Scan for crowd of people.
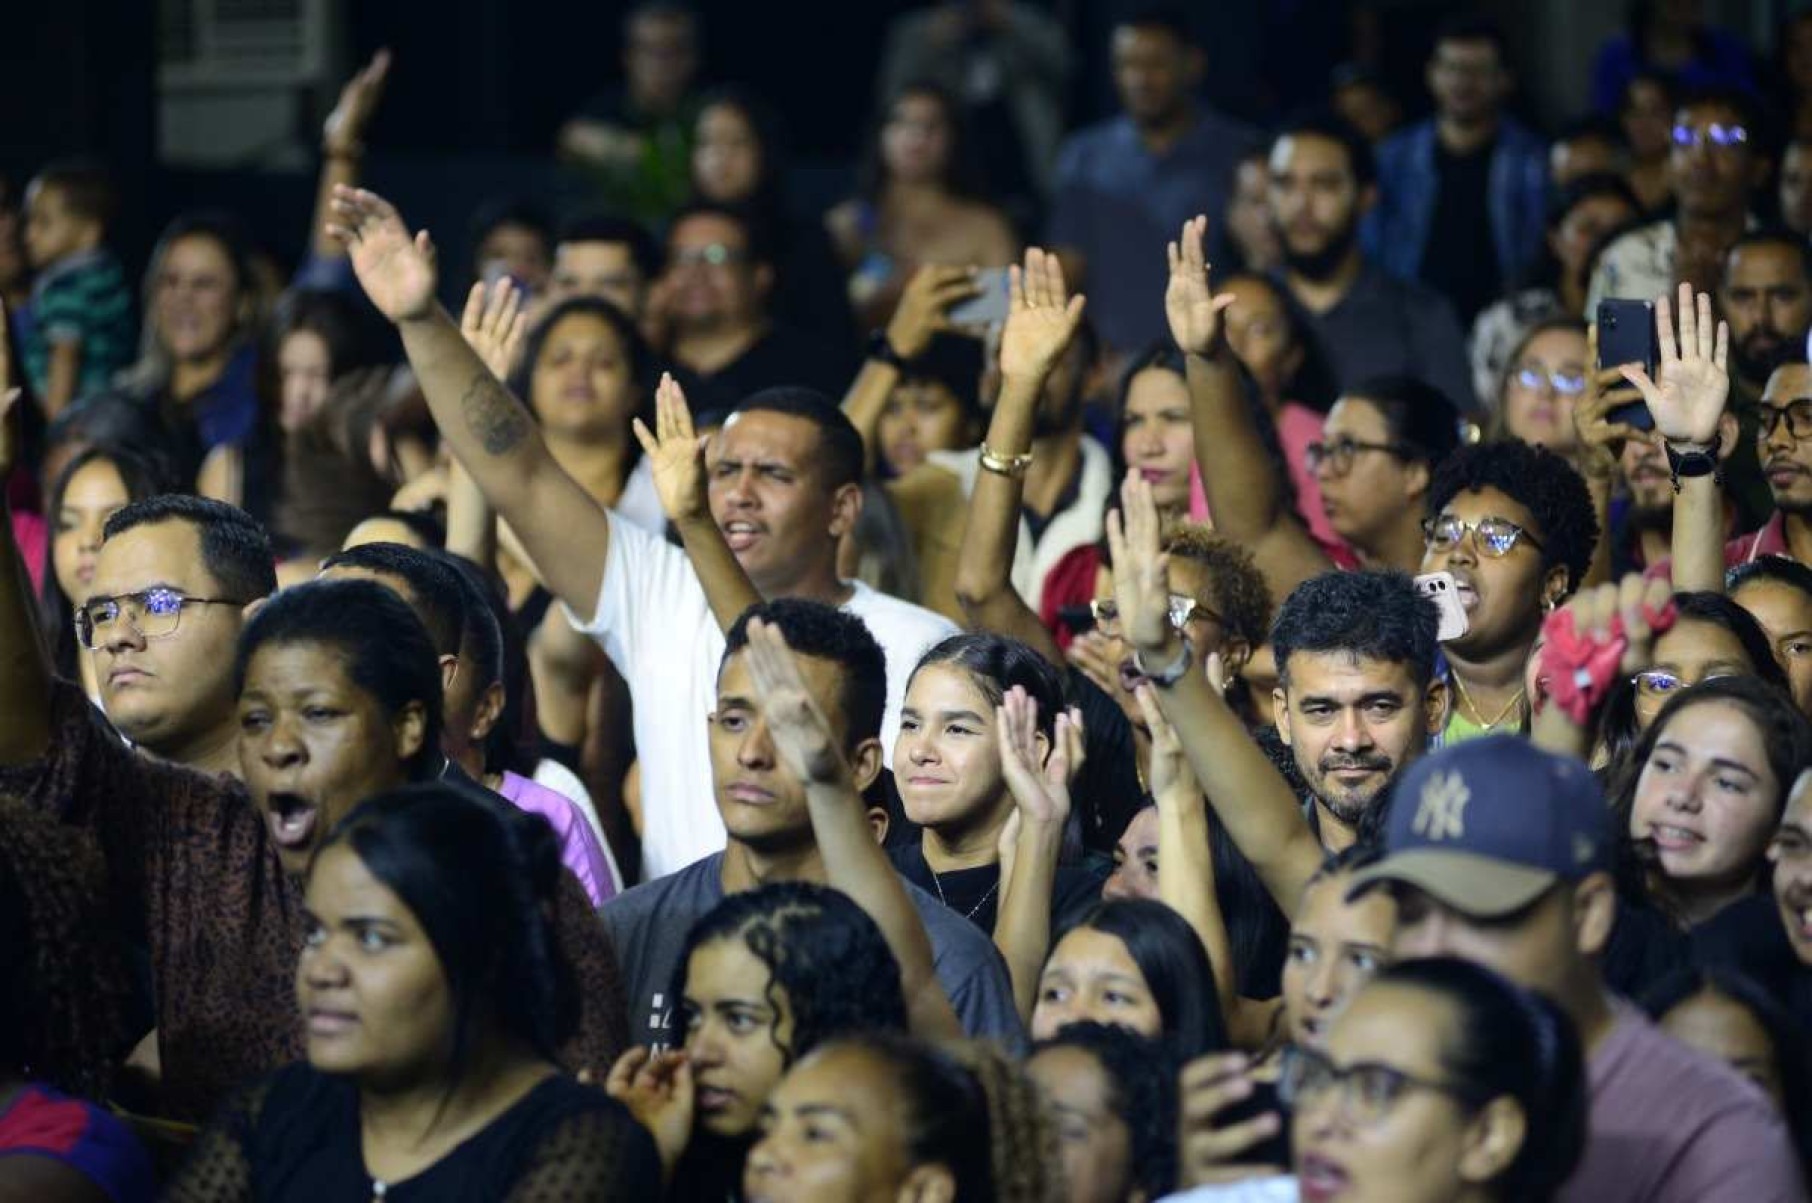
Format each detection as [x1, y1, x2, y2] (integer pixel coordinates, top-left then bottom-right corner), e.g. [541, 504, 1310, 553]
[8, 0, 1812, 1198]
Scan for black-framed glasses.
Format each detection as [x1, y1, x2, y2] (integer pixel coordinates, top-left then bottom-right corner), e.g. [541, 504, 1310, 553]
[1422, 514, 1545, 557]
[670, 243, 746, 270]
[1511, 364, 1587, 397]
[1756, 399, 1812, 442]
[1278, 1045, 1476, 1128]
[1671, 122, 1749, 150]
[1090, 594, 1223, 633]
[1304, 438, 1407, 476]
[74, 587, 245, 650]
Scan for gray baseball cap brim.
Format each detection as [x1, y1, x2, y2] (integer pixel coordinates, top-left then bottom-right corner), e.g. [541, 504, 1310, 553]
[1346, 848, 1559, 919]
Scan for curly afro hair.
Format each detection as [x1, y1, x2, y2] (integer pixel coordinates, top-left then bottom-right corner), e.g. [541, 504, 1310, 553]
[1428, 441, 1599, 594]
[1163, 523, 1273, 651]
[667, 881, 909, 1063]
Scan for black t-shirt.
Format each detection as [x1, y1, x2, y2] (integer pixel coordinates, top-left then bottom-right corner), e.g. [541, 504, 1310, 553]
[888, 842, 1107, 936]
[686, 325, 857, 415]
[1421, 138, 1500, 324]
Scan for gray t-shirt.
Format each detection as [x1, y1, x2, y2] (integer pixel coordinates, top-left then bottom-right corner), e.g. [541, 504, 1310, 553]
[601, 853, 1025, 1050]
[1557, 1004, 1805, 1203]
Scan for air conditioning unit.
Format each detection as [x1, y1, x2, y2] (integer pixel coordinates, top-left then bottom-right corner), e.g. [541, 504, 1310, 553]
[158, 0, 338, 166]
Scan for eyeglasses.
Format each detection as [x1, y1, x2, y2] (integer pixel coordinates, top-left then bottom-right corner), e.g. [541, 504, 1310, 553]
[1757, 399, 1812, 442]
[1422, 515, 1545, 557]
[1089, 594, 1223, 633]
[1511, 364, 1587, 397]
[1671, 122, 1749, 150]
[1304, 438, 1407, 476]
[1278, 1045, 1475, 1128]
[74, 587, 244, 650]
[670, 243, 746, 269]
[1631, 667, 1738, 699]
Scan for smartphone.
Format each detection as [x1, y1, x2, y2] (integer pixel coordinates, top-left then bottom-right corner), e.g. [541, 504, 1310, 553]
[949, 266, 1011, 328]
[1414, 572, 1470, 643]
[1595, 298, 1658, 432]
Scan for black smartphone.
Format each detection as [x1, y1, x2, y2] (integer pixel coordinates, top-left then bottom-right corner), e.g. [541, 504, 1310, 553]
[1595, 298, 1658, 432]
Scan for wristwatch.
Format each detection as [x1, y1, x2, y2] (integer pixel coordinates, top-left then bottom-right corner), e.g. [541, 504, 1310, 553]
[1664, 433, 1722, 491]
[1134, 637, 1195, 689]
[864, 330, 908, 372]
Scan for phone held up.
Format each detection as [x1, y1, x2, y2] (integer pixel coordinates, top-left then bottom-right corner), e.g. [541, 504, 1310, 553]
[949, 266, 1012, 329]
[1595, 298, 1659, 433]
[1414, 572, 1470, 643]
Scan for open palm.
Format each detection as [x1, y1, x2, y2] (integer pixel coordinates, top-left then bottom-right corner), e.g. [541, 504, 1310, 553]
[1166, 215, 1235, 356]
[631, 373, 709, 523]
[329, 186, 438, 323]
[997, 248, 1085, 382]
[1621, 283, 1728, 447]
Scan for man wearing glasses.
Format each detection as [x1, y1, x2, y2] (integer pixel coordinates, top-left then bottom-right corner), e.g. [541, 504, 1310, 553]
[1587, 88, 1767, 311]
[64, 495, 274, 777]
[656, 204, 853, 411]
[1730, 359, 1812, 566]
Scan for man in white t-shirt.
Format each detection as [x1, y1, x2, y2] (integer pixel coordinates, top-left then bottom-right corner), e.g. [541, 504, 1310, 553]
[333, 186, 956, 878]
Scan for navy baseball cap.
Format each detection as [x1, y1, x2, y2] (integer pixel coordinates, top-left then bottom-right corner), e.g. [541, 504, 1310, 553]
[1347, 735, 1610, 918]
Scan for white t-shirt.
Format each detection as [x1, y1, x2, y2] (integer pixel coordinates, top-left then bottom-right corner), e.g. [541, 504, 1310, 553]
[570, 511, 958, 881]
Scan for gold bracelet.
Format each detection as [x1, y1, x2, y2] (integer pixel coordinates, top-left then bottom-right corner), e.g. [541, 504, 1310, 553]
[978, 442, 1033, 478]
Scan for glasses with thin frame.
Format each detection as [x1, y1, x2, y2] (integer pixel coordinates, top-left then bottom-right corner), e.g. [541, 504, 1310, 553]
[75, 587, 244, 650]
[1422, 515, 1545, 557]
[1278, 1045, 1478, 1127]
[1089, 594, 1222, 634]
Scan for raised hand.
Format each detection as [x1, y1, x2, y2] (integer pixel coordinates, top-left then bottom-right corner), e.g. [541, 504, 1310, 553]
[886, 265, 978, 360]
[1574, 322, 1648, 483]
[322, 49, 391, 157]
[997, 247, 1086, 385]
[631, 373, 711, 524]
[459, 279, 527, 380]
[1537, 572, 1675, 725]
[1177, 1053, 1284, 1188]
[1619, 283, 1730, 449]
[1165, 215, 1237, 357]
[1105, 470, 1174, 658]
[1134, 679, 1201, 804]
[743, 618, 852, 788]
[996, 686, 1083, 829]
[604, 1047, 694, 1177]
[328, 186, 439, 323]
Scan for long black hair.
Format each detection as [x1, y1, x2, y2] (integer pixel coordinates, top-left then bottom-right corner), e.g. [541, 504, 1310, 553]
[1031, 1021, 1181, 1199]
[317, 783, 576, 1081]
[37, 444, 172, 678]
[856, 80, 994, 204]
[1367, 957, 1588, 1203]
[1056, 899, 1229, 1063]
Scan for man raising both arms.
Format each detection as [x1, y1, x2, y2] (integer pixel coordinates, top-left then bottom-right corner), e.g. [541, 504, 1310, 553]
[330, 186, 958, 879]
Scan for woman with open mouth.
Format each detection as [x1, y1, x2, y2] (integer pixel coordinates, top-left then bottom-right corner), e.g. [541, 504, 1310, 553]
[167, 782, 658, 1200]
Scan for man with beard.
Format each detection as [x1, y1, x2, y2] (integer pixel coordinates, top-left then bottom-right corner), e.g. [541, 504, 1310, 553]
[1718, 231, 1812, 401]
[1048, 1, 1258, 359]
[1106, 468, 1444, 912]
[1728, 358, 1812, 565]
[1267, 114, 1475, 412]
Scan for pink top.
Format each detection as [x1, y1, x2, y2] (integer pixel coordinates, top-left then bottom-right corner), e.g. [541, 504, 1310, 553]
[1188, 402, 1340, 547]
[497, 770, 616, 907]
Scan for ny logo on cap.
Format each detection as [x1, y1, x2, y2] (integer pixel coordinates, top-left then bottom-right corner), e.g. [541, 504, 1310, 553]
[1412, 771, 1470, 842]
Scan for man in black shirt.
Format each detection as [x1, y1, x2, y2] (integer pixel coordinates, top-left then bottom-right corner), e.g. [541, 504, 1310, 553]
[655, 204, 854, 413]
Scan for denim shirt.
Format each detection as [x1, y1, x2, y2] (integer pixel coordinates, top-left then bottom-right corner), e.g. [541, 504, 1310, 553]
[1365, 117, 1549, 290]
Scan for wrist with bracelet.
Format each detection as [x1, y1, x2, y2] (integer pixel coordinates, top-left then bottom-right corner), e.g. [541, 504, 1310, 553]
[978, 441, 1034, 478]
[1663, 432, 1721, 491]
[864, 329, 909, 372]
[1133, 636, 1195, 689]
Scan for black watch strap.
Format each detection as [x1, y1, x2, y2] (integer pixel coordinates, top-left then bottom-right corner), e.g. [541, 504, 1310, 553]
[865, 330, 908, 372]
[1665, 434, 1722, 491]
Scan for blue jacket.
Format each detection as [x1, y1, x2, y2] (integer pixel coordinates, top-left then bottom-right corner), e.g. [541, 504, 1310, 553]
[1366, 117, 1548, 288]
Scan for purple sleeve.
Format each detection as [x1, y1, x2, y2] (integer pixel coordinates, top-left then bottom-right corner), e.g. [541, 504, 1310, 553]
[499, 772, 614, 907]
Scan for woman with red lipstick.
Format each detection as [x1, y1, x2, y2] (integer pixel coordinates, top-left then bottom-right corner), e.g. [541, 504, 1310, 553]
[605, 882, 911, 1201]
[1615, 676, 1812, 930]
[169, 783, 661, 1201]
[38, 443, 168, 699]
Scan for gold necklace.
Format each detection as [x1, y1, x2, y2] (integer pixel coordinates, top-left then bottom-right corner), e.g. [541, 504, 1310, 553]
[1451, 674, 1526, 729]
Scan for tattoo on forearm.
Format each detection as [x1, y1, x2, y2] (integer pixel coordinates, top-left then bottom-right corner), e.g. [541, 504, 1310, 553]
[459, 371, 531, 456]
